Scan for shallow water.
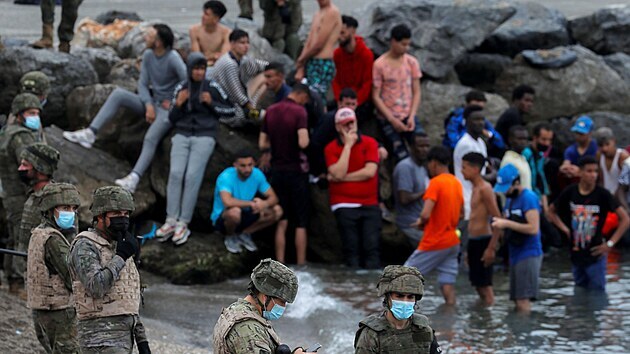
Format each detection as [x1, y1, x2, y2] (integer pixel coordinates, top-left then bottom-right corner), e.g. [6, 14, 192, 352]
[140, 249, 630, 353]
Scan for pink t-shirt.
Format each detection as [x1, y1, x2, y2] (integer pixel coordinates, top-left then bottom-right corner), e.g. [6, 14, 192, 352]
[373, 53, 422, 120]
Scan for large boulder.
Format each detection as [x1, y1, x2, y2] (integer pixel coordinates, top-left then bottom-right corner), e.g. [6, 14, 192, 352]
[494, 45, 630, 121]
[105, 58, 140, 92]
[0, 47, 98, 128]
[604, 52, 630, 84]
[72, 47, 121, 83]
[477, 2, 570, 57]
[455, 53, 512, 91]
[116, 22, 190, 60]
[45, 126, 156, 225]
[569, 5, 630, 55]
[417, 81, 509, 145]
[357, 0, 516, 80]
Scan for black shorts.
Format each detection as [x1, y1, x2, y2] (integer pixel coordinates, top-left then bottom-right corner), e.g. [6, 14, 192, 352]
[214, 208, 260, 234]
[467, 236, 493, 287]
[271, 170, 309, 228]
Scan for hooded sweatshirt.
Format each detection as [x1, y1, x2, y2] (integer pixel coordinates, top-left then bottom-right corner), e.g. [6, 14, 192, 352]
[169, 52, 235, 137]
[332, 36, 375, 106]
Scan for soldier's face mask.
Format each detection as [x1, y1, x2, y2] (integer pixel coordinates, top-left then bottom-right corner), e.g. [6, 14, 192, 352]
[23, 114, 41, 131]
[55, 209, 76, 230]
[390, 300, 415, 320]
[107, 215, 130, 239]
[262, 297, 285, 321]
[18, 169, 32, 184]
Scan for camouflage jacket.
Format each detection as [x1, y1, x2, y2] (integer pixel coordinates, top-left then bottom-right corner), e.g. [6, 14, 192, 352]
[41, 219, 75, 290]
[260, 0, 302, 41]
[213, 298, 281, 354]
[17, 187, 45, 253]
[0, 123, 39, 197]
[354, 311, 438, 354]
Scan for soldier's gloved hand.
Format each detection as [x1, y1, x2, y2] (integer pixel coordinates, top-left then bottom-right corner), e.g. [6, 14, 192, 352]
[138, 341, 151, 354]
[115, 232, 139, 260]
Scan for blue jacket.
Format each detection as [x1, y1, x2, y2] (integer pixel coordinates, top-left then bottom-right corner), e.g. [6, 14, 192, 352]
[443, 107, 505, 150]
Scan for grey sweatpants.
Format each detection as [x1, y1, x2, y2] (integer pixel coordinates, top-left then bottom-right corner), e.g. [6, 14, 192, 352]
[166, 134, 216, 223]
[89, 88, 171, 177]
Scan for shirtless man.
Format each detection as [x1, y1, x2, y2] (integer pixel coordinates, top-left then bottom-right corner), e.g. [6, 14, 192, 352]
[461, 152, 501, 306]
[294, 0, 341, 100]
[189, 1, 231, 68]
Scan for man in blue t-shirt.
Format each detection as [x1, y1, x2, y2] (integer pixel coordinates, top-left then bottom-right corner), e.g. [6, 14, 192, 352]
[491, 164, 543, 314]
[560, 115, 598, 179]
[211, 149, 283, 253]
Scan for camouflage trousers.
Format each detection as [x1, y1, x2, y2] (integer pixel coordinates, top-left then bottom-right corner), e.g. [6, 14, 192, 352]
[238, 0, 253, 18]
[40, 0, 83, 42]
[2, 195, 25, 283]
[78, 314, 147, 354]
[32, 308, 80, 354]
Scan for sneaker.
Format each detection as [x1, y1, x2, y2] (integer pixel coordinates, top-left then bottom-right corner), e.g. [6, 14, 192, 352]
[156, 220, 176, 242]
[115, 172, 140, 193]
[224, 235, 243, 254]
[237, 233, 258, 252]
[62, 128, 96, 149]
[172, 222, 191, 246]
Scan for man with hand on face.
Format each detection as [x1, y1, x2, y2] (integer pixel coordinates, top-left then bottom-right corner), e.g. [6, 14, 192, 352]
[0, 93, 43, 293]
[27, 183, 81, 354]
[354, 265, 441, 354]
[68, 186, 151, 354]
[213, 258, 316, 354]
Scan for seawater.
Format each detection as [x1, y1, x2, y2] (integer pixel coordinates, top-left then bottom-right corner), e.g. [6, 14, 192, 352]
[140, 249, 630, 353]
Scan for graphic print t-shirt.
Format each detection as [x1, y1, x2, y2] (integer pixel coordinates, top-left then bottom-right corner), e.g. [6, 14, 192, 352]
[553, 184, 619, 265]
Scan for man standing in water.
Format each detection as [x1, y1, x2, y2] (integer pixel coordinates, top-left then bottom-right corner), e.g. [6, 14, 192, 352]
[354, 265, 441, 354]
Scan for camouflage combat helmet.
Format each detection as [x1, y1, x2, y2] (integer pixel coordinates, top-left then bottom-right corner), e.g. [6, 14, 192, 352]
[251, 258, 298, 303]
[20, 71, 50, 97]
[377, 265, 425, 298]
[40, 183, 81, 212]
[90, 186, 135, 216]
[11, 93, 42, 115]
[20, 143, 60, 176]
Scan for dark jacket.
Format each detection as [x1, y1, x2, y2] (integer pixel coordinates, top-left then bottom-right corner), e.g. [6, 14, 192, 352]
[169, 52, 235, 137]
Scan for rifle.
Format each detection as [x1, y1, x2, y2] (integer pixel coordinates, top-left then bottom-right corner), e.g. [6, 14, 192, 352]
[0, 248, 27, 258]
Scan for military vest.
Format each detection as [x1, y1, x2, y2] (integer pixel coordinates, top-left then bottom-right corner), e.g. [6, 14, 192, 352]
[70, 231, 140, 321]
[0, 124, 37, 197]
[355, 312, 434, 354]
[19, 188, 45, 251]
[213, 299, 281, 354]
[26, 226, 73, 310]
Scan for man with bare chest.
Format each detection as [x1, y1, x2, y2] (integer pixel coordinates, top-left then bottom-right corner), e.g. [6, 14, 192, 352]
[295, 0, 341, 100]
[189, 1, 231, 69]
[461, 152, 501, 305]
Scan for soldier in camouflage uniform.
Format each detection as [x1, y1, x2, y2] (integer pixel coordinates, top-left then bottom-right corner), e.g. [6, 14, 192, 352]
[32, 0, 83, 53]
[354, 265, 442, 354]
[213, 258, 315, 354]
[27, 183, 81, 353]
[0, 93, 44, 293]
[11, 143, 60, 297]
[68, 186, 151, 354]
[260, 0, 303, 60]
[2, 71, 50, 129]
[238, 0, 254, 19]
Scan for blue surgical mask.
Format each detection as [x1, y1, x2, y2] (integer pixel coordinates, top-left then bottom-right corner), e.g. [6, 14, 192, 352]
[55, 210, 75, 230]
[390, 300, 415, 320]
[262, 299, 286, 321]
[24, 115, 41, 131]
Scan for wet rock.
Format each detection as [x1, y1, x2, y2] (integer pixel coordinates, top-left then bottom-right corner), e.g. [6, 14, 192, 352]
[477, 2, 570, 57]
[105, 58, 140, 92]
[74, 18, 140, 50]
[65, 84, 119, 129]
[604, 52, 630, 84]
[95, 10, 143, 25]
[0, 47, 98, 129]
[72, 47, 121, 82]
[116, 22, 190, 60]
[357, 0, 516, 80]
[307, 185, 343, 264]
[455, 53, 512, 91]
[417, 81, 509, 145]
[494, 45, 630, 121]
[45, 126, 156, 225]
[569, 5, 630, 55]
[521, 47, 577, 69]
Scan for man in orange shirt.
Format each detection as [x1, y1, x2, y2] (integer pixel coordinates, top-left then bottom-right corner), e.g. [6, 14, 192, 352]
[404, 146, 464, 305]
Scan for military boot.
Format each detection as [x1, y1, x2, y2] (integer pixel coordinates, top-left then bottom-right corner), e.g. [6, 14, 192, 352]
[58, 41, 70, 53]
[32, 24, 54, 49]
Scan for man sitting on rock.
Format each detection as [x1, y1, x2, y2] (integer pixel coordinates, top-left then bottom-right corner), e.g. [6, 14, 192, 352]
[256, 62, 292, 111]
[62, 24, 187, 194]
[211, 149, 283, 253]
[189, 1, 231, 74]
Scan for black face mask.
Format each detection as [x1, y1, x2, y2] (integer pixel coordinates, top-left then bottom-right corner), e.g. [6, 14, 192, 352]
[18, 170, 31, 184]
[107, 216, 130, 240]
[536, 144, 549, 152]
[506, 189, 520, 199]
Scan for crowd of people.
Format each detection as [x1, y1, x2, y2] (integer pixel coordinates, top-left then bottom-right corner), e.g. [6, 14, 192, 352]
[2, 0, 630, 352]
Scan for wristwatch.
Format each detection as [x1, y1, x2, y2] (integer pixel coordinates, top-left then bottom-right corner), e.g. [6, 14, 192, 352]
[606, 240, 615, 248]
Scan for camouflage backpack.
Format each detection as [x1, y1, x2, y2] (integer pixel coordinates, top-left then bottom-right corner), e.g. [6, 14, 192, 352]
[20, 143, 59, 176]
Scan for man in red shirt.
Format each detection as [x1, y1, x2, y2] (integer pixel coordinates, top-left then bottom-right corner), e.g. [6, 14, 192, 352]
[332, 15, 374, 116]
[404, 146, 464, 305]
[325, 108, 381, 269]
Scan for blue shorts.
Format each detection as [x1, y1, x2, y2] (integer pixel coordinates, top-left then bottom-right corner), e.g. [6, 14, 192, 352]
[404, 245, 460, 285]
[572, 256, 607, 291]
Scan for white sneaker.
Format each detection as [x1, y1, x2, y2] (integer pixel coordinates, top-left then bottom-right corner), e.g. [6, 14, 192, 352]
[115, 172, 140, 193]
[156, 219, 177, 242]
[172, 222, 191, 246]
[237, 233, 258, 252]
[62, 128, 96, 149]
